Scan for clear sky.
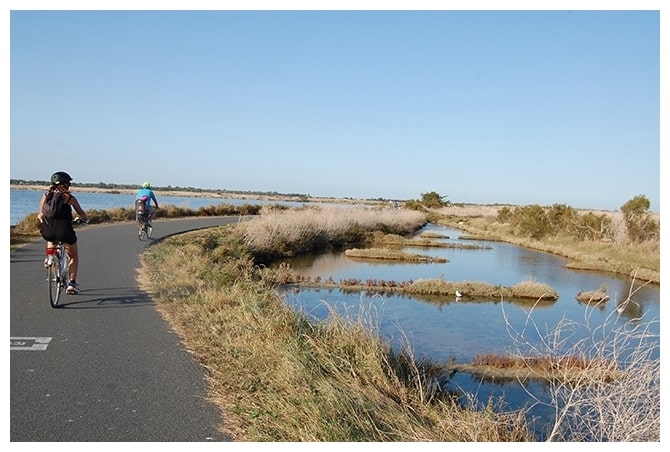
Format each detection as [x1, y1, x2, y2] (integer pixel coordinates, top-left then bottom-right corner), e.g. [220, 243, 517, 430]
[4, 1, 664, 212]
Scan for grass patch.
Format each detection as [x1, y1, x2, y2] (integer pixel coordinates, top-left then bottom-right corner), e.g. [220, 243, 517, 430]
[344, 247, 448, 263]
[287, 276, 559, 302]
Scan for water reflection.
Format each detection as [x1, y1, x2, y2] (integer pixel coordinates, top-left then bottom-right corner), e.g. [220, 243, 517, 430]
[277, 224, 660, 439]
[282, 224, 660, 327]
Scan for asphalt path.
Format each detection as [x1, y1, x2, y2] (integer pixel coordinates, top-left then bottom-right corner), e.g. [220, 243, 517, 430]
[10, 217, 242, 442]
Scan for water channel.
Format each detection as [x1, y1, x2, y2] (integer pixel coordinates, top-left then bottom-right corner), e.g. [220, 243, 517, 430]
[277, 223, 660, 439]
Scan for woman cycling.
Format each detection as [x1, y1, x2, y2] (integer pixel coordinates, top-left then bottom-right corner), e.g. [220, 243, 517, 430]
[37, 171, 89, 295]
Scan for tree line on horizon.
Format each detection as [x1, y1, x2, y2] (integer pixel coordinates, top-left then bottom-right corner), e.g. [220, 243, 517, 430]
[10, 178, 319, 200]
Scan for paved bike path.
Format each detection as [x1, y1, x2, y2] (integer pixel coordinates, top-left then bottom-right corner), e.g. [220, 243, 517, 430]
[10, 217, 240, 441]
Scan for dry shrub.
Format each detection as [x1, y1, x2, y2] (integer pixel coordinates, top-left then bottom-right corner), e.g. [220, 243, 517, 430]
[502, 301, 659, 441]
[510, 280, 558, 300]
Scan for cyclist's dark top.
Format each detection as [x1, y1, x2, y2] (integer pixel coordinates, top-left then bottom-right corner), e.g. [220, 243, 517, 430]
[40, 190, 77, 245]
[46, 190, 73, 220]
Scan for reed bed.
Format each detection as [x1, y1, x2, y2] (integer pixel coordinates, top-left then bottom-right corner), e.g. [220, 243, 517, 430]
[242, 205, 427, 263]
[287, 276, 559, 302]
[344, 247, 448, 263]
[407, 278, 558, 301]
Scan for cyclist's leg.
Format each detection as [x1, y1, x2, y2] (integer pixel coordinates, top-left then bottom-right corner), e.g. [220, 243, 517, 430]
[64, 242, 79, 281]
[60, 223, 79, 285]
[44, 241, 56, 265]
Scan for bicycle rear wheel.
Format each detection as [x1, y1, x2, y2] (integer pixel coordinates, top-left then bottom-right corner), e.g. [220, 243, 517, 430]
[47, 259, 63, 308]
[138, 219, 147, 241]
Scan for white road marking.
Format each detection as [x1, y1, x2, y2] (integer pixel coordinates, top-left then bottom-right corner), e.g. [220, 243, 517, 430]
[10, 337, 52, 351]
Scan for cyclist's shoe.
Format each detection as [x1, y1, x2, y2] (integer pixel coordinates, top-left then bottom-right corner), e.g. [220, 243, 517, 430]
[66, 281, 80, 295]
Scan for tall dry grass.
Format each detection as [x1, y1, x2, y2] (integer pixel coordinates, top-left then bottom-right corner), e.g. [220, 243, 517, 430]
[242, 205, 427, 262]
[503, 302, 660, 441]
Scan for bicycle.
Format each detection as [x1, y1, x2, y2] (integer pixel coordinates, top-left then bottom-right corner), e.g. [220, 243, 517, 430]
[136, 209, 153, 240]
[45, 241, 69, 308]
[44, 217, 87, 308]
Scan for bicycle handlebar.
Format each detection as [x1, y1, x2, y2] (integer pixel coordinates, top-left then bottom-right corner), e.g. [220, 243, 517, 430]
[39, 216, 89, 225]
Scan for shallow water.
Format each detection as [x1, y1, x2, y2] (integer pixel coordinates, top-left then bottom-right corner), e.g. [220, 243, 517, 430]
[10, 188, 310, 226]
[278, 223, 660, 439]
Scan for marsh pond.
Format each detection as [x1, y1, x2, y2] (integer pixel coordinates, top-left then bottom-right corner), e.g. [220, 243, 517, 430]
[276, 223, 660, 438]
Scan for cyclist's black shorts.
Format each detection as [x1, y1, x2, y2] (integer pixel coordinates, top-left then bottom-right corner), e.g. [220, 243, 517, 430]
[40, 218, 77, 245]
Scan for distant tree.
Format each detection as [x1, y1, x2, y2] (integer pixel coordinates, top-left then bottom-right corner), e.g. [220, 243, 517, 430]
[420, 191, 449, 208]
[511, 204, 551, 239]
[621, 195, 659, 243]
[547, 204, 578, 236]
[574, 212, 613, 241]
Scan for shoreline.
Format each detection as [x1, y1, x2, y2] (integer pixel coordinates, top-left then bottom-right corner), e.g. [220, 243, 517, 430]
[10, 184, 382, 205]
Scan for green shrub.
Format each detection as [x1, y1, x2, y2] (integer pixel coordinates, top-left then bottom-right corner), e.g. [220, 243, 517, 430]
[621, 195, 659, 243]
[512, 205, 551, 239]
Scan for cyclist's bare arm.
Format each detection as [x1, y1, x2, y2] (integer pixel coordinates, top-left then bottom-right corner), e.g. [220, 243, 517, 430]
[37, 193, 46, 223]
[69, 196, 89, 222]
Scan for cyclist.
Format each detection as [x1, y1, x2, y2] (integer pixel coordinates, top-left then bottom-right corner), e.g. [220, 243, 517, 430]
[135, 182, 159, 225]
[37, 171, 89, 295]
[135, 194, 150, 227]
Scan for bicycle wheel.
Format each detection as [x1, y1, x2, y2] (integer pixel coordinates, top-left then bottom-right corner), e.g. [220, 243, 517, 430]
[138, 219, 147, 241]
[47, 258, 63, 308]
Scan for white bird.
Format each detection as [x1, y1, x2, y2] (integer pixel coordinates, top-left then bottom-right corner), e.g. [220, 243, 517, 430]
[455, 290, 462, 299]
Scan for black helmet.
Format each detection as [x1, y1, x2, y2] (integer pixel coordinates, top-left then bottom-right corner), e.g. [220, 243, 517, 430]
[51, 171, 73, 185]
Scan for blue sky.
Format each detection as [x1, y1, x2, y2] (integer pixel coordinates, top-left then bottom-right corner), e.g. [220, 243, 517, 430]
[5, 2, 664, 212]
